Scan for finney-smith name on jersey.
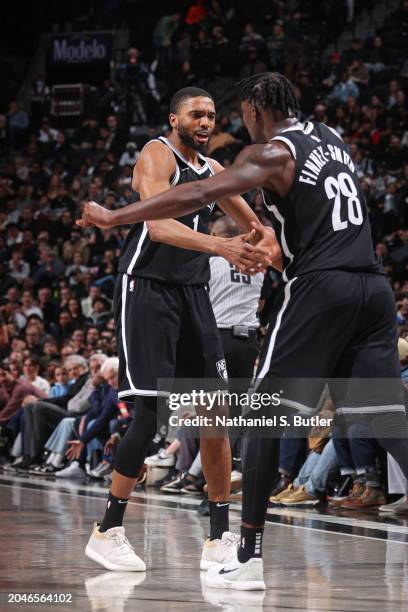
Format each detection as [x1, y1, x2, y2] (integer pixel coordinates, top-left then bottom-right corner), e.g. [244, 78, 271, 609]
[299, 143, 355, 186]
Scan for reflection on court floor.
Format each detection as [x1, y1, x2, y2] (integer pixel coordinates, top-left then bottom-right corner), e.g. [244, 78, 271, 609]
[0, 476, 408, 611]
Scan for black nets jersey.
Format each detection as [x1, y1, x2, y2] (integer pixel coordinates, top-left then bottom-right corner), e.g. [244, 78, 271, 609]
[118, 136, 215, 285]
[262, 121, 382, 282]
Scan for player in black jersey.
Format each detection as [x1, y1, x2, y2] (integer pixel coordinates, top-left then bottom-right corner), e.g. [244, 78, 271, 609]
[82, 87, 279, 574]
[80, 73, 408, 592]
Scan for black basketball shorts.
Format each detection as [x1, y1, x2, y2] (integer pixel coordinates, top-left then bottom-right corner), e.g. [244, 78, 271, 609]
[254, 270, 404, 417]
[114, 274, 228, 400]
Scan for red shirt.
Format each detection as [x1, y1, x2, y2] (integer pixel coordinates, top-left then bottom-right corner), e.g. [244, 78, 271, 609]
[0, 380, 47, 424]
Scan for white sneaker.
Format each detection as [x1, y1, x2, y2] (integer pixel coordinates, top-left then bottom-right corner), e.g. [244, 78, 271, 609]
[89, 462, 112, 479]
[200, 531, 240, 570]
[85, 523, 146, 571]
[379, 496, 408, 513]
[145, 448, 175, 467]
[55, 461, 86, 479]
[206, 557, 265, 591]
[230, 470, 242, 493]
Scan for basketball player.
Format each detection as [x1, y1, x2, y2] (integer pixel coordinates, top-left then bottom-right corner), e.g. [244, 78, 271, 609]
[82, 87, 280, 573]
[80, 73, 408, 591]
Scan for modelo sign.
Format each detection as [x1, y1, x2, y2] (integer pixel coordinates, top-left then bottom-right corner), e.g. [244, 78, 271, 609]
[51, 34, 111, 64]
[53, 38, 106, 63]
[47, 33, 113, 84]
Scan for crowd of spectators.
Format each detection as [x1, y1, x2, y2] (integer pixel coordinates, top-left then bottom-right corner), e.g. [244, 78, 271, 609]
[0, 1, 407, 509]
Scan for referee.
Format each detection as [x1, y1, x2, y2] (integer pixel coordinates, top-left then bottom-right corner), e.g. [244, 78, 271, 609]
[209, 216, 263, 385]
[209, 216, 264, 468]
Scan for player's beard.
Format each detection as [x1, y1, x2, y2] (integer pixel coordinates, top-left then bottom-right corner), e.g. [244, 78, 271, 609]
[177, 125, 209, 155]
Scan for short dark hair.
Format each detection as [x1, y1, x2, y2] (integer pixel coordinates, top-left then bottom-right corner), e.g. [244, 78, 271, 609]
[237, 72, 300, 118]
[212, 216, 240, 238]
[169, 87, 214, 114]
[24, 355, 41, 368]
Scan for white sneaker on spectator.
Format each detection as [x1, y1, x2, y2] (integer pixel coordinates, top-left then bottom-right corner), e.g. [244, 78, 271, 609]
[3, 457, 24, 472]
[379, 496, 408, 513]
[230, 470, 242, 493]
[200, 531, 240, 570]
[90, 462, 112, 479]
[55, 461, 86, 479]
[85, 523, 146, 571]
[160, 472, 185, 493]
[205, 557, 265, 591]
[145, 448, 175, 467]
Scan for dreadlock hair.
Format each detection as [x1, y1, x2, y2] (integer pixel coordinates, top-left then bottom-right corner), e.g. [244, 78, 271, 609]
[169, 87, 214, 114]
[237, 72, 300, 118]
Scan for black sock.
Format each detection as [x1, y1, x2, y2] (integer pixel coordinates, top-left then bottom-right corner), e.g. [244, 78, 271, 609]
[209, 500, 229, 540]
[238, 525, 264, 563]
[99, 492, 129, 532]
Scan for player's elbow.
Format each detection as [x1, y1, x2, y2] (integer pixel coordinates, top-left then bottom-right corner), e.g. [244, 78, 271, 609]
[146, 221, 164, 242]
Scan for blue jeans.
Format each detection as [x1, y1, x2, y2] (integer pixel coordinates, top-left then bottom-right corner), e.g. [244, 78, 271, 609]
[45, 418, 76, 454]
[279, 419, 309, 478]
[85, 419, 104, 461]
[293, 439, 338, 496]
[332, 421, 380, 475]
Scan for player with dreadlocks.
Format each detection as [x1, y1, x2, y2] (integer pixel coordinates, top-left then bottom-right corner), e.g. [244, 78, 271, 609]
[79, 72, 407, 592]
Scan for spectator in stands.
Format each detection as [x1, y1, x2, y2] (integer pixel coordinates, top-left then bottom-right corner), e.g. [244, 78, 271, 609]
[49, 365, 69, 398]
[239, 47, 267, 80]
[55, 356, 119, 479]
[19, 354, 89, 469]
[8, 248, 30, 284]
[328, 71, 359, 103]
[363, 35, 389, 73]
[119, 142, 139, 167]
[88, 297, 111, 328]
[398, 337, 408, 383]
[266, 20, 286, 71]
[212, 25, 235, 76]
[153, 12, 181, 58]
[7, 101, 29, 148]
[348, 58, 369, 88]
[0, 360, 47, 426]
[113, 48, 158, 126]
[38, 117, 58, 151]
[397, 295, 408, 326]
[185, 0, 207, 27]
[239, 23, 265, 56]
[207, 123, 240, 156]
[21, 355, 50, 395]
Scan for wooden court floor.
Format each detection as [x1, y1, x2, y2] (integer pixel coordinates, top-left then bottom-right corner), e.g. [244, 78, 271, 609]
[1, 475, 408, 611]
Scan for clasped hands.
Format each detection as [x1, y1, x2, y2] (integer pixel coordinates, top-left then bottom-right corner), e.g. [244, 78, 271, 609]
[219, 221, 281, 275]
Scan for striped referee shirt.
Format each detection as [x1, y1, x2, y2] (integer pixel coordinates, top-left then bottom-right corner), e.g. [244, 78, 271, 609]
[209, 256, 264, 329]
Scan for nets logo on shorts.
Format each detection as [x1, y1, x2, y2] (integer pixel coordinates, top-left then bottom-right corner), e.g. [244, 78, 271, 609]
[129, 279, 135, 292]
[216, 359, 228, 383]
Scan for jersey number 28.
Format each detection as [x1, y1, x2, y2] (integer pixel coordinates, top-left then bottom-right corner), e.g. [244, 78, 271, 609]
[325, 172, 363, 232]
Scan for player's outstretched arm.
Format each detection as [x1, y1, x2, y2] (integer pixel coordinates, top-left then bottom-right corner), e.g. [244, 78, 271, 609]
[77, 143, 292, 229]
[77, 140, 274, 272]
